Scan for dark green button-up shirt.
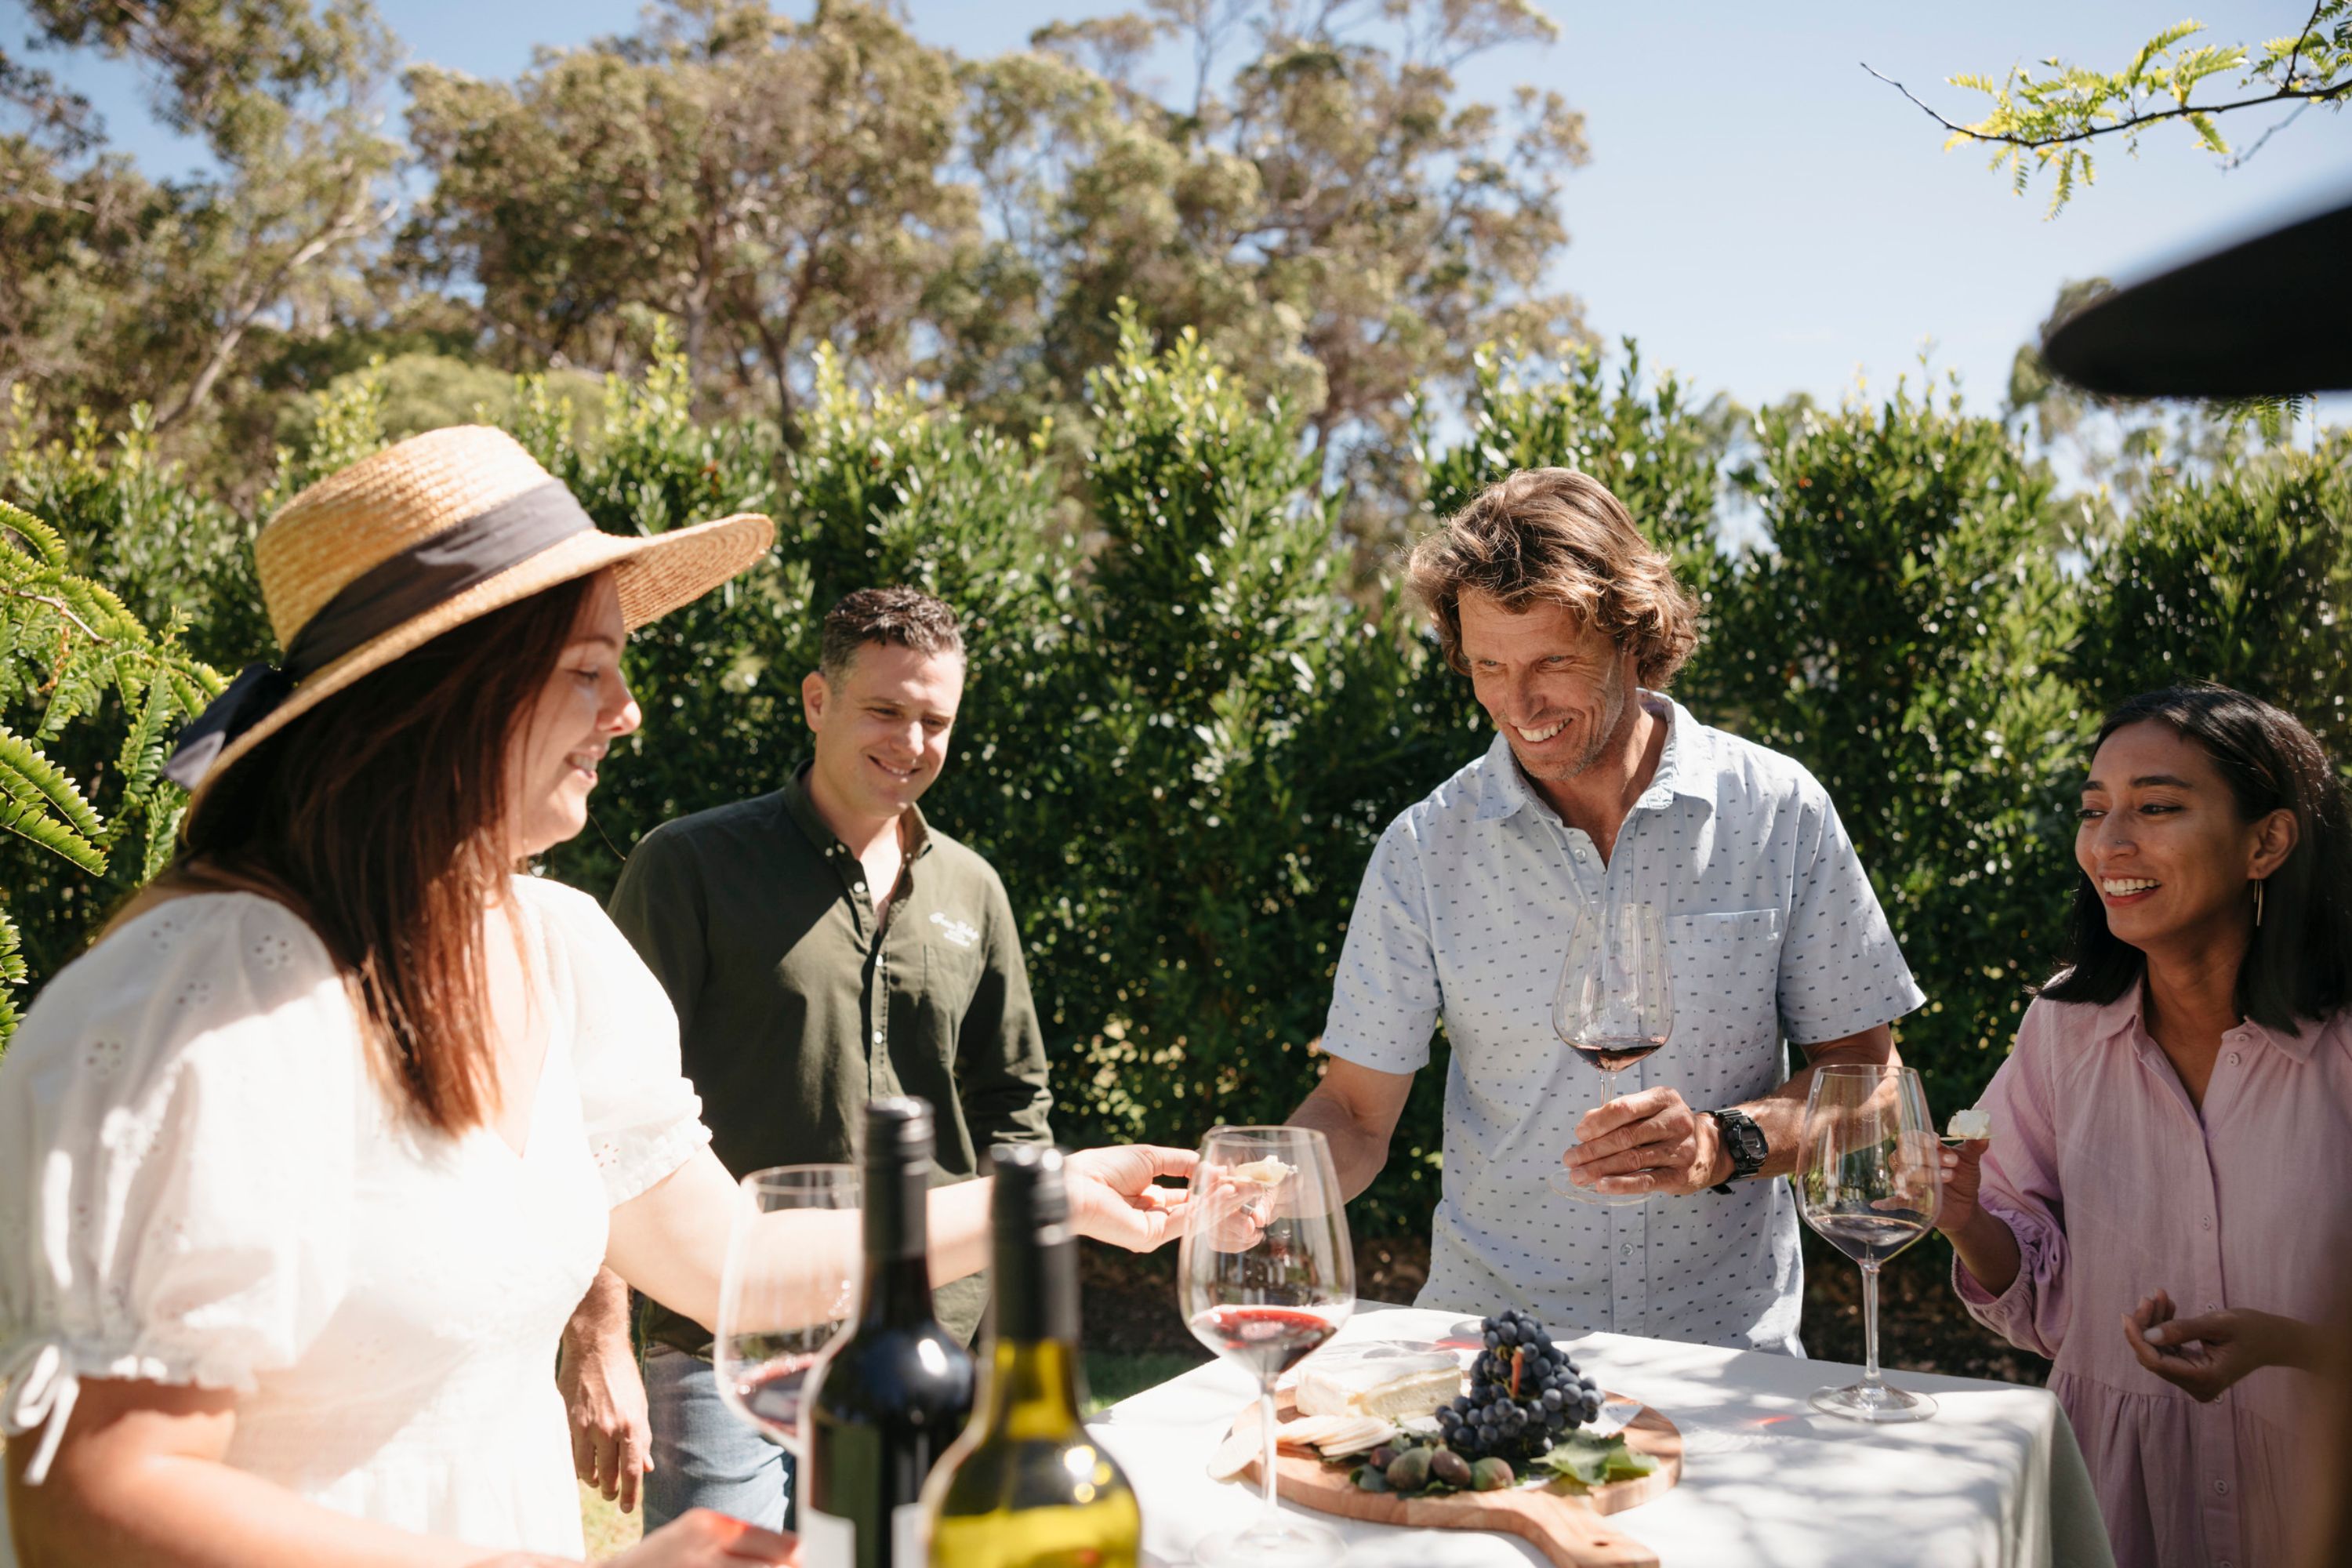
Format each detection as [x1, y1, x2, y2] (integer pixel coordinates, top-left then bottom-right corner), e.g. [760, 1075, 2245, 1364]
[609, 762, 1054, 1352]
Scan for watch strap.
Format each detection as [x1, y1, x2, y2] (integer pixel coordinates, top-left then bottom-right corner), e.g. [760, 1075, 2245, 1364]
[1707, 1108, 1766, 1194]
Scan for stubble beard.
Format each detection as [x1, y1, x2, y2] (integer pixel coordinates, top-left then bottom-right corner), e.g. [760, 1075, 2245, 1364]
[1512, 662, 1634, 783]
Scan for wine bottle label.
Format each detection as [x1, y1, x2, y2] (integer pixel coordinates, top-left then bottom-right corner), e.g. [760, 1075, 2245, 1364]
[891, 1501, 929, 1566]
[797, 1506, 855, 1568]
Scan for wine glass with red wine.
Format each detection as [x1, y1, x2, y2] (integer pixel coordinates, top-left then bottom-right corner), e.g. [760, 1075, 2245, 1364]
[1796, 1065, 1942, 1422]
[714, 1164, 859, 1454]
[1551, 901, 1673, 1205]
[1179, 1125, 1356, 1568]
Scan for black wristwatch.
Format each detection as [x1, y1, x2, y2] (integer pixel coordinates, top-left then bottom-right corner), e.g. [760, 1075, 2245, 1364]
[1707, 1109, 1769, 1194]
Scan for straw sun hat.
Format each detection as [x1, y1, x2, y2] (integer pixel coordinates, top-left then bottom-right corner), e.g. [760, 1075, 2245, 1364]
[165, 425, 773, 805]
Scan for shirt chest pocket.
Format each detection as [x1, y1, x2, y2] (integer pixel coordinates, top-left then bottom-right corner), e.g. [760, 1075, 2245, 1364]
[1664, 908, 1784, 1068]
[917, 926, 988, 1026]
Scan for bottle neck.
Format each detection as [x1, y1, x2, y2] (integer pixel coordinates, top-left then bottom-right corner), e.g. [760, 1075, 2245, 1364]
[858, 1154, 936, 1330]
[975, 1230, 1084, 1435]
[975, 1337, 1087, 1439]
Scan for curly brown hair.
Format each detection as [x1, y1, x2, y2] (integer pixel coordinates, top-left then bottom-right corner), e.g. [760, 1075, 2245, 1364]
[1408, 468, 1701, 688]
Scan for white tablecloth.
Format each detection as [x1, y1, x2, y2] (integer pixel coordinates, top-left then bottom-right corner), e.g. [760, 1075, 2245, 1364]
[1091, 1305, 2114, 1568]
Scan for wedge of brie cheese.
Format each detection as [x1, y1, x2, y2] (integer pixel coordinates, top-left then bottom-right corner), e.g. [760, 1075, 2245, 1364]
[1946, 1108, 1992, 1141]
[1294, 1347, 1463, 1422]
[1229, 1156, 1294, 1187]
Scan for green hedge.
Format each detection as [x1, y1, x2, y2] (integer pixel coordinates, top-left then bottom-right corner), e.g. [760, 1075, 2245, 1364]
[4, 343, 2346, 1232]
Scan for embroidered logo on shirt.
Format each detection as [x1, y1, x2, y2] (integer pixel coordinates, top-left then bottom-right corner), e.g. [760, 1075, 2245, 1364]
[930, 910, 981, 949]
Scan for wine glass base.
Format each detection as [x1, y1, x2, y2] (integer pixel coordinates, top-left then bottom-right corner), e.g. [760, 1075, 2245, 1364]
[1558, 1183, 1653, 1206]
[1809, 1381, 1938, 1423]
[1192, 1514, 1347, 1568]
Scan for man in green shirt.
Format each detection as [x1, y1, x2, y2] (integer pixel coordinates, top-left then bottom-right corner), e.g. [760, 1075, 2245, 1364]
[557, 587, 1054, 1533]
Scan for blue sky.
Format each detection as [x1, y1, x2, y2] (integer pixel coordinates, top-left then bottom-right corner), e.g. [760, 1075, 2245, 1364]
[13, 0, 2351, 422]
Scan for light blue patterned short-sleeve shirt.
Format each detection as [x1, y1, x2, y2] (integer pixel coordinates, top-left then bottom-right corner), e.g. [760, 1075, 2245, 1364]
[1323, 695, 1924, 1354]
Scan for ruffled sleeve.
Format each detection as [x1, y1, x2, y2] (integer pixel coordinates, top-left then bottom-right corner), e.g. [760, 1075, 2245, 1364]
[514, 875, 711, 1207]
[1951, 999, 2074, 1358]
[0, 895, 361, 1484]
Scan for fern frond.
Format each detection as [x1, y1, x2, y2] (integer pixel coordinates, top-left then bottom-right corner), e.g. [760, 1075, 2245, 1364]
[116, 679, 176, 796]
[139, 793, 186, 881]
[0, 723, 107, 844]
[0, 500, 70, 568]
[0, 794, 107, 875]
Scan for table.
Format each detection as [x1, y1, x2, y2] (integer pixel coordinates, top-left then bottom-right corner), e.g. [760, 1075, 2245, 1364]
[1091, 1305, 2114, 1568]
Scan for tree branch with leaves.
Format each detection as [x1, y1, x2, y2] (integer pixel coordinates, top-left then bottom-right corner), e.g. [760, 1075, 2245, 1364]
[1868, 3, 2350, 213]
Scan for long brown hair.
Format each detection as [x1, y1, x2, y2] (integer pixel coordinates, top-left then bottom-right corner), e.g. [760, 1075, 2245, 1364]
[167, 573, 598, 1135]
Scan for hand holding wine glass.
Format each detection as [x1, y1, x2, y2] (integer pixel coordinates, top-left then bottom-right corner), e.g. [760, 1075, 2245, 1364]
[1795, 1064, 1943, 1422]
[1552, 901, 1672, 1205]
[713, 1164, 860, 1454]
[1180, 1127, 1356, 1568]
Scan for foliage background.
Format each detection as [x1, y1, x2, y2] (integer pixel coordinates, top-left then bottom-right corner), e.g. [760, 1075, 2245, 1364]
[3, 0, 2347, 1238]
[5, 325, 2344, 1234]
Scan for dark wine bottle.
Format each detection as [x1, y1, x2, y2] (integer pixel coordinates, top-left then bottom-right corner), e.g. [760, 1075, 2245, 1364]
[801, 1097, 978, 1568]
[921, 1146, 1142, 1568]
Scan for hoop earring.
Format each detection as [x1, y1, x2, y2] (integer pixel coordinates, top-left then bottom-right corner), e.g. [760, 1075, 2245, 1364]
[2255, 879, 2265, 928]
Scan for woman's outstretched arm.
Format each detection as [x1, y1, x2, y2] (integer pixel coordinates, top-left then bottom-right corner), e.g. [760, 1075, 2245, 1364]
[604, 1144, 1196, 1334]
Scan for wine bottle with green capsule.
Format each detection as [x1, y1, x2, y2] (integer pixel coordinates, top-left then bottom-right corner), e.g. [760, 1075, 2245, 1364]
[919, 1145, 1141, 1568]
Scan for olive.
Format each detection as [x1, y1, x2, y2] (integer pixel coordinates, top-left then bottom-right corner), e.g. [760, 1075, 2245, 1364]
[1385, 1447, 1433, 1492]
[1367, 1446, 1397, 1472]
[1429, 1448, 1472, 1488]
[1472, 1457, 1515, 1492]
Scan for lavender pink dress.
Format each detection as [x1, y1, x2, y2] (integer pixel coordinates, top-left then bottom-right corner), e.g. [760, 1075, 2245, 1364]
[1956, 990, 2352, 1568]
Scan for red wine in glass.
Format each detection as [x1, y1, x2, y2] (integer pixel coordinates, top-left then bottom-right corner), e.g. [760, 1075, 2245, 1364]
[1179, 1127, 1355, 1568]
[1566, 1034, 1667, 1074]
[1189, 1305, 1340, 1383]
[1551, 903, 1675, 1206]
[734, 1351, 826, 1443]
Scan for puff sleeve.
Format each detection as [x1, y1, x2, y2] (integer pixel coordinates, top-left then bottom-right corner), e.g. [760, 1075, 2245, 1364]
[0, 895, 361, 1485]
[515, 876, 711, 1207]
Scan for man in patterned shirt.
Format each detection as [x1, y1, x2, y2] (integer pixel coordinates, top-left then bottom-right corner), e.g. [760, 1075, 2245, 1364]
[1289, 468, 1923, 1352]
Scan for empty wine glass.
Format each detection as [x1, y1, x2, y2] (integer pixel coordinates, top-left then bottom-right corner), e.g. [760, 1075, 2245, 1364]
[1179, 1126, 1356, 1568]
[1795, 1065, 1943, 1422]
[715, 1164, 859, 1454]
[1551, 901, 1673, 1205]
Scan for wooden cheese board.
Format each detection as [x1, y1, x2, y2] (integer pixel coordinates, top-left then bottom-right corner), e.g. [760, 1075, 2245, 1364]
[1234, 1391, 1682, 1568]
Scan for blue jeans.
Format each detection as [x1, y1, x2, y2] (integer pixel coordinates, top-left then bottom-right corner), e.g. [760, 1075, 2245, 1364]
[641, 1344, 795, 1535]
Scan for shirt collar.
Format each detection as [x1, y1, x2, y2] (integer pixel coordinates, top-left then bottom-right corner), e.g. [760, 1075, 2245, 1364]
[2089, 980, 2331, 1062]
[1474, 691, 1714, 823]
[785, 760, 934, 862]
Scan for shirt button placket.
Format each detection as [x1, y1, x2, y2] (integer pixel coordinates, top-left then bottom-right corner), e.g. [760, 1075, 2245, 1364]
[869, 947, 891, 1097]
[2187, 1131, 2238, 1568]
[1612, 1215, 1646, 1338]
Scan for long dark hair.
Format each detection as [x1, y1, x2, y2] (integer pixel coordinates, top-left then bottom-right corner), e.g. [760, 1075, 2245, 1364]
[166, 574, 598, 1135]
[2044, 684, 2352, 1029]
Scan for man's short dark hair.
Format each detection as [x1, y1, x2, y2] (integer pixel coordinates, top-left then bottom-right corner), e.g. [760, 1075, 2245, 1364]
[818, 587, 965, 682]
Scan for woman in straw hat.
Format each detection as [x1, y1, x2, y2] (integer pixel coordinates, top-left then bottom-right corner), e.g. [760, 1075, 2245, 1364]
[0, 427, 1192, 1568]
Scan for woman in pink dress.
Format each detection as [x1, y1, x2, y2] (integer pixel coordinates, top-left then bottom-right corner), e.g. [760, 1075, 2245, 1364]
[1936, 684, 2352, 1568]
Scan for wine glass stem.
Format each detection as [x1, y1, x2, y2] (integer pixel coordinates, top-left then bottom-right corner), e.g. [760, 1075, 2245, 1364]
[1860, 1261, 1885, 1393]
[1256, 1383, 1281, 1523]
[1599, 1067, 1620, 1106]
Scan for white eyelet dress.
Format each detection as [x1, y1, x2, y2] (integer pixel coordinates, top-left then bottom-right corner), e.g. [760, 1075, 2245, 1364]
[0, 877, 711, 1562]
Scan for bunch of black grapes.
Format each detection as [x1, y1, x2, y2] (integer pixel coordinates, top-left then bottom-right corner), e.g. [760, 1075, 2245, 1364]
[1434, 1310, 1599, 1463]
